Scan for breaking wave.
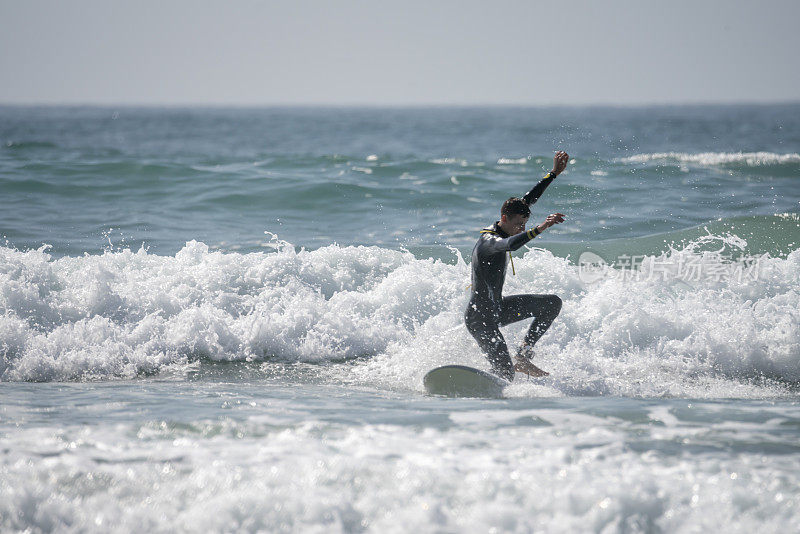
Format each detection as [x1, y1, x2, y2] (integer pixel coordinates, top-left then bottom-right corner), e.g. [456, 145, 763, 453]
[1, 235, 798, 396]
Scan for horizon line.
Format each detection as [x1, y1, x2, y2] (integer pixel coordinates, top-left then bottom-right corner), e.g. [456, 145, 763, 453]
[2, 100, 800, 109]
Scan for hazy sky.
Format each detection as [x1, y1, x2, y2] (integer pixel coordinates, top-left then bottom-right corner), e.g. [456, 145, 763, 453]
[1, 0, 798, 106]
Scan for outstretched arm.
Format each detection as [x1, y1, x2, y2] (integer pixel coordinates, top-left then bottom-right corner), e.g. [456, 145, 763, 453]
[522, 151, 569, 206]
[484, 212, 566, 253]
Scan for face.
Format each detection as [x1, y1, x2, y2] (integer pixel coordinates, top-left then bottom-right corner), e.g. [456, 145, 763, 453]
[503, 213, 529, 235]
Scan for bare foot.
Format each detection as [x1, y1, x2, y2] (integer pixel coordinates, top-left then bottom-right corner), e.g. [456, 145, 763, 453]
[514, 345, 550, 377]
[514, 357, 549, 377]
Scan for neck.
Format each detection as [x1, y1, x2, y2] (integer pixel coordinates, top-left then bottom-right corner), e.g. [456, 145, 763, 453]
[495, 220, 512, 236]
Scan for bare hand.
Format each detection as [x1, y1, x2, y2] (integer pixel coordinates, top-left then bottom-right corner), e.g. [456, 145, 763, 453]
[539, 212, 565, 231]
[551, 151, 569, 176]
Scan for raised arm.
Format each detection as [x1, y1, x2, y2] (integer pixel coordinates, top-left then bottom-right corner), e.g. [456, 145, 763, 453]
[522, 151, 569, 206]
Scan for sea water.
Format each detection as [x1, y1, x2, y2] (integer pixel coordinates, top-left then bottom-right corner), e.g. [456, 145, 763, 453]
[1, 105, 799, 532]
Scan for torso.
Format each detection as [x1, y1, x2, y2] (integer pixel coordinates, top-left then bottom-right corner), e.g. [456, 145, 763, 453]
[468, 224, 509, 318]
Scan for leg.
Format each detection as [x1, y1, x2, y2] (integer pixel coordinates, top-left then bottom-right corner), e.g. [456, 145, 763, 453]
[498, 294, 562, 348]
[464, 308, 515, 381]
[498, 294, 561, 376]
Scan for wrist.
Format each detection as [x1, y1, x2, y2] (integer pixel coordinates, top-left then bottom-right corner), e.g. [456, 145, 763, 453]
[526, 226, 543, 239]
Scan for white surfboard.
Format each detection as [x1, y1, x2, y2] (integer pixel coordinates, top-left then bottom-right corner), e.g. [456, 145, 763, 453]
[423, 365, 509, 398]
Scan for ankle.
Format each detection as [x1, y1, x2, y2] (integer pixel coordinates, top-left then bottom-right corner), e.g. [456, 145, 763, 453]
[516, 345, 534, 360]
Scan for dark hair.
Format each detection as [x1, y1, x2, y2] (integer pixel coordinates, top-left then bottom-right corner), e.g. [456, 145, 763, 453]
[501, 197, 530, 218]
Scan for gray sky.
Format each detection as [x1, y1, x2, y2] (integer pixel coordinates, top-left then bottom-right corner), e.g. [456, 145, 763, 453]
[1, 0, 798, 106]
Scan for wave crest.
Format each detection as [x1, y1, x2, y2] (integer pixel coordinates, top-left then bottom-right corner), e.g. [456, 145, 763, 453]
[618, 151, 800, 166]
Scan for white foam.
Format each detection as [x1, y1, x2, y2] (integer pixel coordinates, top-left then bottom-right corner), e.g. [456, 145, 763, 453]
[429, 157, 467, 165]
[497, 157, 528, 165]
[1, 239, 798, 396]
[2, 409, 799, 532]
[618, 151, 800, 166]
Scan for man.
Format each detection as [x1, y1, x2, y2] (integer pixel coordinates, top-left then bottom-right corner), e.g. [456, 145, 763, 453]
[465, 151, 569, 381]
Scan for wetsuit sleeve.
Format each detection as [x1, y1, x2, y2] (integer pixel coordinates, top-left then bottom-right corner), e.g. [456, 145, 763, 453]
[521, 173, 555, 206]
[482, 227, 542, 253]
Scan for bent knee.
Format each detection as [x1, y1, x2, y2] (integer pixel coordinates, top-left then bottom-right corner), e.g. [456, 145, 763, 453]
[549, 295, 562, 313]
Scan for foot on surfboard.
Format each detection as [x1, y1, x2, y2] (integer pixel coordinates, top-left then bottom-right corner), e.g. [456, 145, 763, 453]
[514, 347, 549, 377]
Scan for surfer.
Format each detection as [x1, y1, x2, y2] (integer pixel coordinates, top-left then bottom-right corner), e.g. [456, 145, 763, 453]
[464, 151, 569, 380]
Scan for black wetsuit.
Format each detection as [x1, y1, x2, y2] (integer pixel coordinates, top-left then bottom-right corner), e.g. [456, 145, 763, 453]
[464, 174, 563, 381]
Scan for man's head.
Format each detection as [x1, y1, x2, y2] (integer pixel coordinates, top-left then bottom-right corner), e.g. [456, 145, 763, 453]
[499, 197, 530, 235]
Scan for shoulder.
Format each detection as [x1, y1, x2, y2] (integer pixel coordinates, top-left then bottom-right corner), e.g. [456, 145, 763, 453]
[475, 229, 506, 254]
[477, 229, 501, 244]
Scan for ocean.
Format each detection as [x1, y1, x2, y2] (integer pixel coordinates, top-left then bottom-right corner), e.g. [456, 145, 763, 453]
[1, 104, 799, 532]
